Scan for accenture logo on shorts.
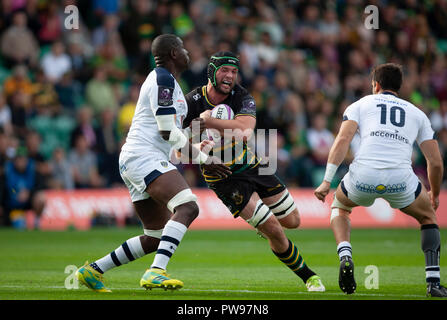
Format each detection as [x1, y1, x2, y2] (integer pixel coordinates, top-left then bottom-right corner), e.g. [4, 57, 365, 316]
[370, 130, 409, 144]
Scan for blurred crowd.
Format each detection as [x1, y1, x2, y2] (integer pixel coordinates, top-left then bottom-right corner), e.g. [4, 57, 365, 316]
[0, 0, 447, 226]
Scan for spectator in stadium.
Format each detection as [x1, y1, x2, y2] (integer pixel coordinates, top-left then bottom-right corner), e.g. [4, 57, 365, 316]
[92, 14, 121, 50]
[0, 128, 9, 225]
[95, 108, 121, 187]
[70, 106, 97, 149]
[68, 134, 104, 189]
[118, 0, 155, 61]
[307, 113, 334, 165]
[66, 39, 93, 84]
[37, 1, 63, 45]
[85, 67, 118, 116]
[25, 130, 52, 191]
[9, 90, 31, 139]
[2, 64, 33, 99]
[54, 71, 83, 113]
[255, 31, 279, 70]
[181, 42, 208, 92]
[0, 92, 12, 135]
[48, 146, 74, 190]
[92, 0, 119, 19]
[272, 71, 292, 108]
[27, 101, 76, 159]
[4, 145, 45, 228]
[170, 2, 194, 37]
[117, 83, 139, 138]
[279, 92, 307, 133]
[238, 29, 260, 73]
[40, 41, 72, 83]
[31, 68, 60, 114]
[306, 113, 335, 186]
[285, 122, 313, 188]
[90, 37, 128, 83]
[0, 10, 39, 69]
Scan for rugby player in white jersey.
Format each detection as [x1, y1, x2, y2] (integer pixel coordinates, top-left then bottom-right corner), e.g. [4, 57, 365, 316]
[75, 34, 230, 292]
[314, 63, 446, 297]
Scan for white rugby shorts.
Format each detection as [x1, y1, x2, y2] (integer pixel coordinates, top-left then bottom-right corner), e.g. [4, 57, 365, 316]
[119, 150, 177, 202]
[341, 164, 422, 209]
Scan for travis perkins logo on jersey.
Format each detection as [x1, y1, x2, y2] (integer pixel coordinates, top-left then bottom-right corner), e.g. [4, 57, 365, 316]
[370, 129, 409, 144]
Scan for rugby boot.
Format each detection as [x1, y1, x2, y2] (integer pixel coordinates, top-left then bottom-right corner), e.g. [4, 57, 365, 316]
[76, 262, 111, 292]
[306, 275, 326, 292]
[140, 268, 183, 290]
[339, 256, 356, 294]
[427, 283, 447, 297]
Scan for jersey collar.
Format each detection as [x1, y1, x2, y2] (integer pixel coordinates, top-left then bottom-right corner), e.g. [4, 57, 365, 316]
[202, 85, 234, 109]
[202, 86, 216, 109]
[381, 91, 398, 97]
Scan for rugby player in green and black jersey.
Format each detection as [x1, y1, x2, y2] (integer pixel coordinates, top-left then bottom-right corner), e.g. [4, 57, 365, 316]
[182, 51, 325, 292]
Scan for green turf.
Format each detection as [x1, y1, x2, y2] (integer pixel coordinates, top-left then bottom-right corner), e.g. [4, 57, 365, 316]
[0, 227, 445, 300]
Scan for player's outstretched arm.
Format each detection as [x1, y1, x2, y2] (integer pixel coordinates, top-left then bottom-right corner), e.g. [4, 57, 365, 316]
[419, 139, 444, 210]
[314, 120, 358, 202]
[156, 109, 231, 177]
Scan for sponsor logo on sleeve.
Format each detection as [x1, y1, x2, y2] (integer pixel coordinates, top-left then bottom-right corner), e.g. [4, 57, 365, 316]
[158, 86, 174, 106]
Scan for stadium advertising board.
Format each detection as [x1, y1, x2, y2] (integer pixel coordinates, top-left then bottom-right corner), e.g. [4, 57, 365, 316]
[28, 189, 447, 230]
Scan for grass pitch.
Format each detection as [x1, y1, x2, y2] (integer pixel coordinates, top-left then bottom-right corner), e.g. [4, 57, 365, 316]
[0, 227, 446, 300]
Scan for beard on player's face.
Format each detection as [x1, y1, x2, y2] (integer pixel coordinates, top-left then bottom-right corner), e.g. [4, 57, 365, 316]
[214, 66, 238, 94]
[215, 76, 236, 94]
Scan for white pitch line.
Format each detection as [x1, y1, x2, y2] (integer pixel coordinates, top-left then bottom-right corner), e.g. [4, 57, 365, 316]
[0, 285, 426, 298]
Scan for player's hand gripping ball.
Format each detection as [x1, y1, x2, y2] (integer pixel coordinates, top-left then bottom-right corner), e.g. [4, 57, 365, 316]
[205, 104, 234, 143]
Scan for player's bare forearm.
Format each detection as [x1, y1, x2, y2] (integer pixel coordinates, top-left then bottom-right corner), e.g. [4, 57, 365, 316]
[204, 116, 255, 138]
[315, 120, 357, 202]
[427, 162, 443, 198]
[327, 136, 351, 166]
[420, 139, 443, 197]
[327, 120, 358, 166]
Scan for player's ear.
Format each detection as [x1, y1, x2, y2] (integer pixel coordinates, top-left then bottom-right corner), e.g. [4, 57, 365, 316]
[373, 81, 381, 94]
[170, 47, 177, 60]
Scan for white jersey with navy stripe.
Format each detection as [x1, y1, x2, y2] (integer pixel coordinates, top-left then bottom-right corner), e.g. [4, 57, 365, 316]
[121, 67, 187, 158]
[343, 92, 434, 170]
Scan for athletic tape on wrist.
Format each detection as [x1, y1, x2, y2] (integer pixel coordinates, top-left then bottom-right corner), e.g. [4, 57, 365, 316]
[168, 126, 188, 150]
[192, 150, 209, 164]
[324, 163, 338, 183]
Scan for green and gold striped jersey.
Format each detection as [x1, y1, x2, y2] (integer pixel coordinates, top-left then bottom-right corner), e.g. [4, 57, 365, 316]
[184, 84, 262, 183]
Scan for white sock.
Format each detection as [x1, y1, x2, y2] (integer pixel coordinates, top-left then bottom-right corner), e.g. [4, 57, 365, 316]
[337, 241, 352, 261]
[426, 266, 441, 284]
[151, 220, 188, 270]
[92, 236, 145, 273]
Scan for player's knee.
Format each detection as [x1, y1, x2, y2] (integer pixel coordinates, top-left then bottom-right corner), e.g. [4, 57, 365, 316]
[167, 188, 198, 214]
[268, 191, 297, 226]
[415, 212, 437, 225]
[176, 201, 199, 222]
[330, 195, 353, 222]
[246, 200, 273, 228]
[279, 210, 300, 229]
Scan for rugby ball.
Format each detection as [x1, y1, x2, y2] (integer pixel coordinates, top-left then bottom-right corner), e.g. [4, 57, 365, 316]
[206, 104, 234, 142]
